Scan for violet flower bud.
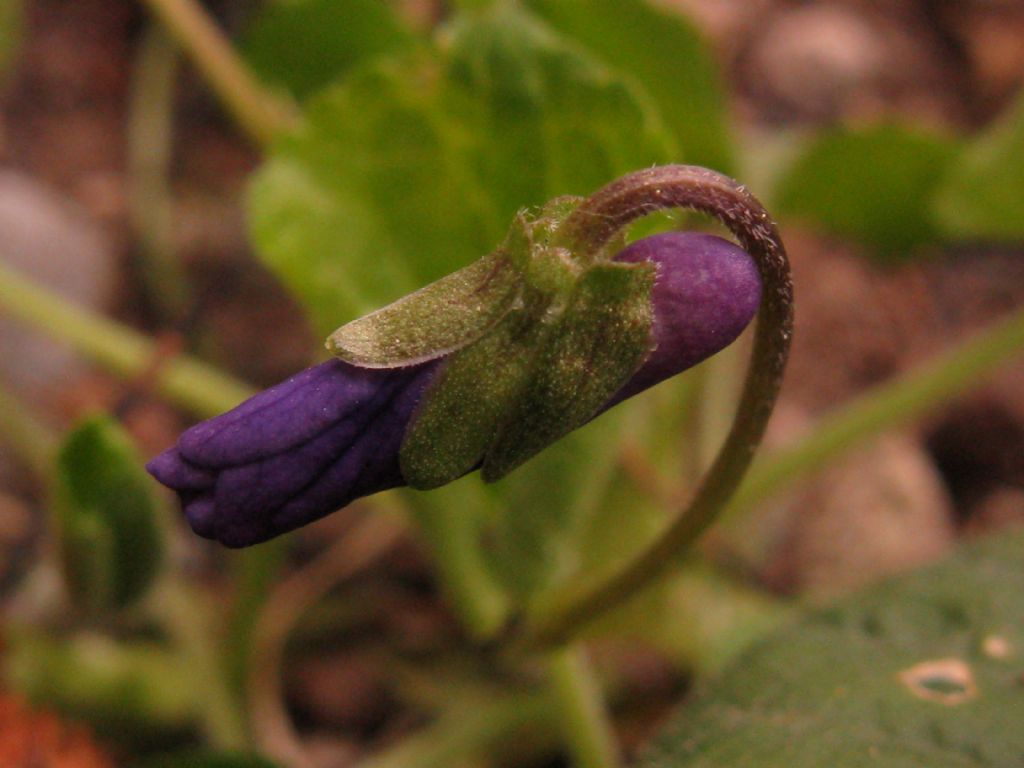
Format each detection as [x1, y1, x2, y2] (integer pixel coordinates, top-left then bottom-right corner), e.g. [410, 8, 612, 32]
[147, 232, 761, 547]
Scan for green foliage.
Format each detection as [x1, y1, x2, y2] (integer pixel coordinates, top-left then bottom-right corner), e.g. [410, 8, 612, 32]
[53, 415, 164, 612]
[242, 0, 414, 99]
[248, 4, 673, 335]
[934, 90, 1024, 241]
[641, 530, 1024, 767]
[526, 0, 734, 172]
[5, 629, 195, 734]
[774, 124, 960, 258]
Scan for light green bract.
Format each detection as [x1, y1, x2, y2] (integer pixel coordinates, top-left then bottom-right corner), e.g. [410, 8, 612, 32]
[326, 197, 655, 489]
[326, 251, 522, 368]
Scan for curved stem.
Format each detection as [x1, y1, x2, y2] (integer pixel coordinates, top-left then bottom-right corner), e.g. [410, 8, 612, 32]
[249, 511, 406, 768]
[521, 166, 793, 650]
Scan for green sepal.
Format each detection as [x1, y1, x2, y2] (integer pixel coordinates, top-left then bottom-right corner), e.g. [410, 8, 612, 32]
[326, 250, 523, 368]
[482, 260, 655, 481]
[399, 290, 552, 489]
[53, 415, 165, 612]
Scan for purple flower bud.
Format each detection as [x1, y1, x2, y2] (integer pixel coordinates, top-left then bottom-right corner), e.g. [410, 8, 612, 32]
[147, 232, 761, 547]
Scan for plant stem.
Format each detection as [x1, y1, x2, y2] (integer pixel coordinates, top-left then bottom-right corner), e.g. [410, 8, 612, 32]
[725, 302, 1024, 524]
[0, 260, 254, 417]
[128, 23, 190, 323]
[249, 512, 406, 768]
[522, 165, 793, 651]
[225, 540, 288, 700]
[547, 646, 621, 768]
[138, 0, 298, 146]
[157, 580, 249, 750]
[357, 689, 558, 768]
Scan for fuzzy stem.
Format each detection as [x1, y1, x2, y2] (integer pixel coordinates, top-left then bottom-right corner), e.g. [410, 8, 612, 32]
[138, 0, 298, 146]
[521, 166, 793, 650]
[0, 260, 254, 417]
[547, 646, 622, 768]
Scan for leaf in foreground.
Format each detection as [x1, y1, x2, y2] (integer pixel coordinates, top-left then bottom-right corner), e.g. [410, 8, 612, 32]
[641, 529, 1024, 767]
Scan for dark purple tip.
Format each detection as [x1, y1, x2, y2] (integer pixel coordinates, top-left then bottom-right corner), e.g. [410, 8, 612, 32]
[147, 231, 760, 547]
[146, 360, 437, 547]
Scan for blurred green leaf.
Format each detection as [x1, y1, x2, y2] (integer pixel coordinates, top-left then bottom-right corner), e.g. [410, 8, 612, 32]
[53, 415, 164, 612]
[640, 530, 1024, 767]
[134, 752, 281, 768]
[774, 124, 960, 259]
[0, 0, 22, 77]
[242, 0, 414, 99]
[526, 0, 733, 172]
[5, 629, 194, 735]
[486, 405, 634, 598]
[490, 370, 700, 602]
[250, 52, 482, 329]
[934, 90, 1024, 241]
[444, 6, 676, 218]
[248, 5, 673, 335]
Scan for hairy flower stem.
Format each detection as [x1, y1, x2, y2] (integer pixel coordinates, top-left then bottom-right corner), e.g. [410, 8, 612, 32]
[519, 166, 794, 651]
[139, 0, 298, 146]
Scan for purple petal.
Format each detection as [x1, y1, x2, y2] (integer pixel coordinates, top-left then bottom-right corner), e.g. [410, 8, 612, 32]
[177, 361, 410, 466]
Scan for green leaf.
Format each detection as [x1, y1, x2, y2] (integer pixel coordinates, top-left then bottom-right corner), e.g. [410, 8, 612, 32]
[53, 415, 164, 611]
[444, 5, 676, 219]
[248, 5, 672, 335]
[774, 124, 960, 259]
[483, 260, 654, 480]
[641, 530, 1024, 767]
[484, 404, 634, 598]
[525, 0, 733, 172]
[250, 52, 491, 332]
[242, 0, 414, 99]
[934, 89, 1024, 241]
[133, 752, 281, 768]
[327, 250, 521, 367]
